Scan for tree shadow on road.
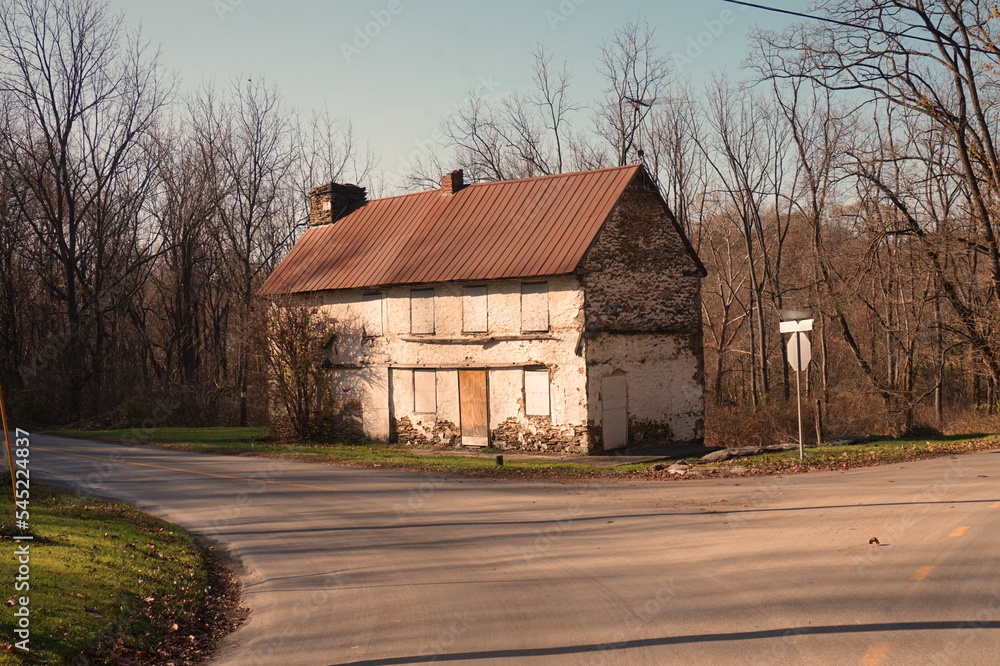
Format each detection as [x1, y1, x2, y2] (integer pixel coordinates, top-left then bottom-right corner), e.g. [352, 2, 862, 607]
[336, 620, 1000, 664]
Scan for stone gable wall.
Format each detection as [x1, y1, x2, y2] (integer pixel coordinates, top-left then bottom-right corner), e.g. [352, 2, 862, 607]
[580, 179, 705, 451]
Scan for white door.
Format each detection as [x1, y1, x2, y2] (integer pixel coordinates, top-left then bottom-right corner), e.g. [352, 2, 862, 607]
[602, 374, 628, 450]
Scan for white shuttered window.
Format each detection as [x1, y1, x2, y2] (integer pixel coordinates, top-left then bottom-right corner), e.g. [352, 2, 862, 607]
[521, 282, 549, 332]
[362, 293, 382, 336]
[524, 368, 551, 416]
[413, 370, 437, 413]
[463, 285, 488, 333]
[410, 288, 435, 334]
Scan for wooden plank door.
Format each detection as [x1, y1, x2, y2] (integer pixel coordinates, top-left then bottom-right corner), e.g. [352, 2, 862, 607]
[459, 370, 488, 447]
[602, 374, 628, 450]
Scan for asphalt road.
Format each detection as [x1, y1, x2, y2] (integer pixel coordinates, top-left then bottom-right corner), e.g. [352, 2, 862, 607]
[27, 433, 1000, 665]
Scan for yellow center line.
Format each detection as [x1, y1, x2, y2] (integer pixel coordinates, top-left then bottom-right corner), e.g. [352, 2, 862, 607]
[949, 525, 970, 537]
[34, 446, 339, 492]
[860, 641, 892, 666]
[911, 565, 935, 581]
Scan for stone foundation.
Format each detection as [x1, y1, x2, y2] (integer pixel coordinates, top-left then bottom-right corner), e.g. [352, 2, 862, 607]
[490, 416, 588, 453]
[395, 416, 460, 448]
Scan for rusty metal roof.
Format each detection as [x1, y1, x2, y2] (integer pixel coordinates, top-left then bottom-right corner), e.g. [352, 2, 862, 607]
[259, 164, 645, 295]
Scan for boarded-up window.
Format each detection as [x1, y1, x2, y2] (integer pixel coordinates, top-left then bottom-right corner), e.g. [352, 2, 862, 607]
[410, 288, 435, 334]
[413, 370, 437, 413]
[521, 282, 549, 332]
[463, 285, 488, 333]
[362, 292, 382, 336]
[524, 368, 551, 416]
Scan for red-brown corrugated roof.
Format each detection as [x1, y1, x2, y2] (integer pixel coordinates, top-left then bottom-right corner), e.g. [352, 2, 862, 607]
[259, 164, 647, 295]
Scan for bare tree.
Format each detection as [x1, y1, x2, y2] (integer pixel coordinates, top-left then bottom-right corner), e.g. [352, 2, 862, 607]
[594, 16, 672, 166]
[299, 109, 379, 198]
[200, 78, 302, 426]
[0, 0, 170, 415]
[698, 79, 792, 404]
[646, 86, 711, 239]
[265, 299, 338, 441]
[763, 0, 1000, 389]
[407, 44, 580, 187]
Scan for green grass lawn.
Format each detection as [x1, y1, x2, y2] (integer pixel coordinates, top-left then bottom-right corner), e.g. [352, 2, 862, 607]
[54, 426, 662, 477]
[0, 483, 207, 664]
[718, 434, 1000, 474]
[51, 426, 1000, 479]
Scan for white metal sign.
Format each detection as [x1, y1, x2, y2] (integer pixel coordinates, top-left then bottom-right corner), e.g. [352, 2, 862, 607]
[779, 314, 813, 461]
[786, 331, 812, 371]
[779, 318, 814, 334]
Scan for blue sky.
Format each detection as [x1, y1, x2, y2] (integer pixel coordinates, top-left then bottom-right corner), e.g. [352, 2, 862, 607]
[110, 1, 795, 189]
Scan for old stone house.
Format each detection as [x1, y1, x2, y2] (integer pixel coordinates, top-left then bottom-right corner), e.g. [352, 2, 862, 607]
[258, 164, 706, 454]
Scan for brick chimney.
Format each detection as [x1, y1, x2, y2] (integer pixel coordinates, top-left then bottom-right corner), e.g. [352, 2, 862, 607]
[441, 169, 464, 194]
[309, 182, 367, 226]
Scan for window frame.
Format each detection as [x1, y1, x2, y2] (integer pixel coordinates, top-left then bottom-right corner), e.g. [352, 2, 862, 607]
[524, 367, 551, 417]
[362, 292, 383, 337]
[413, 369, 437, 413]
[520, 281, 549, 333]
[409, 288, 435, 334]
[462, 284, 489, 334]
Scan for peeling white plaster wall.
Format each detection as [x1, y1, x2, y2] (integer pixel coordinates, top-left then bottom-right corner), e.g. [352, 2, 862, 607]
[306, 275, 590, 448]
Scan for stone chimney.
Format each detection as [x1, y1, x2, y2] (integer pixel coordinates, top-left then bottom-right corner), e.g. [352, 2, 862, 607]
[309, 182, 367, 226]
[441, 169, 464, 194]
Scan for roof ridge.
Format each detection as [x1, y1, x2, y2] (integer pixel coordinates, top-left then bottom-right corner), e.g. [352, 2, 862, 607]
[460, 164, 641, 190]
[355, 164, 643, 205]
[260, 164, 646, 295]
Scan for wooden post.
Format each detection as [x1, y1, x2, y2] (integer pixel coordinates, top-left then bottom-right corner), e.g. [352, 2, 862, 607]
[814, 399, 823, 446]
[0, 383, 17, 503]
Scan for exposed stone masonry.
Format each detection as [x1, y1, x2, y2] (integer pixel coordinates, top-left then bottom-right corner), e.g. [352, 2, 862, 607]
[491, 416, 588, 454]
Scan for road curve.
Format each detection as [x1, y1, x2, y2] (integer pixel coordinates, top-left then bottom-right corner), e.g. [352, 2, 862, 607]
[29, 434, 1000, 665]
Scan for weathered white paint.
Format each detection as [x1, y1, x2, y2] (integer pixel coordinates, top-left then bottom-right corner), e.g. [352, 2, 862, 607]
[362, 292, 383, 337]
[410, 289, 435, 334]
[585, 334, 703, 444]
[296, 182, 706, 452]
[601, 374, 628, 450]
[488, 368, 522, 430]
[436, 370, 461, 428]
[413, 369, 436, 413]
[306, 275, 590, 449]
[520, 282, 549, 332]
[524, 369, 550, 416]
[367, 366, 391, 439]
[462, 285, 488, 333]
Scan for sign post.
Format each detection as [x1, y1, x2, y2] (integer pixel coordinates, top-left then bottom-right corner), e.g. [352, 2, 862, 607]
[780, 312, 813, 460]
[1, 383, 16, 502]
